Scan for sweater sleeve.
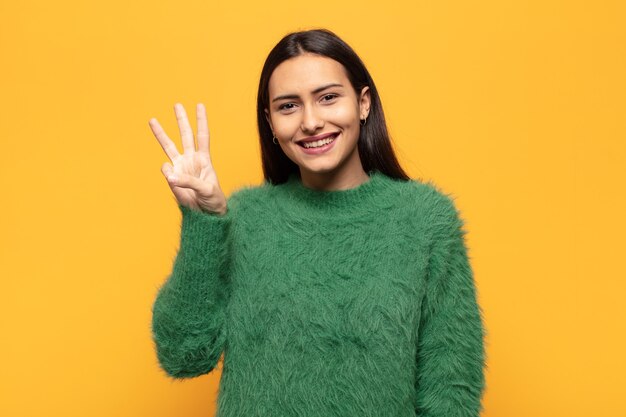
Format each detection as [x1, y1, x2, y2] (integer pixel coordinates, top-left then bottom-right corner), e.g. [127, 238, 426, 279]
[151, 199, 235, 379]
[415, 193, 487, 417]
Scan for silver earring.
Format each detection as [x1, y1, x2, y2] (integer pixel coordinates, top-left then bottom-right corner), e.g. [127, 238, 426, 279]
[272, 135, 278, 145]
[360, 115, 368, 126]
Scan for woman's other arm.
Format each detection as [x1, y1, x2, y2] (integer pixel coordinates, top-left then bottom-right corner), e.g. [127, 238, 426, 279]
[415, 192, 487, 416]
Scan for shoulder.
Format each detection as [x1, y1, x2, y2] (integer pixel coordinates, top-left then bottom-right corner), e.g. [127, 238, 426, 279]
[417, 179, 460, 217]
[226, 179, 275, 214]
[404, 177, 466, 239]
[394, 176, 457, 214]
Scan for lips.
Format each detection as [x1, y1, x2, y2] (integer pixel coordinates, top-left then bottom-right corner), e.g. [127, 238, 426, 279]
[297, 132, 339, 154]
[295, 131, 340, 145]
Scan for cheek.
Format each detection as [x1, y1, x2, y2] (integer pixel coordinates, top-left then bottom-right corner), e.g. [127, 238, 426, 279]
[325, 105, 358, 127]
[273, 117, 299, 135]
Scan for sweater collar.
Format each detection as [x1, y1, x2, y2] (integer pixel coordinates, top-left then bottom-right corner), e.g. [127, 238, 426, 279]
[276, 170, 398, 217]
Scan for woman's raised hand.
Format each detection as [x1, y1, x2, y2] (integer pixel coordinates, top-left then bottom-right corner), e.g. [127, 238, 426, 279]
[149, 103, 228, 215]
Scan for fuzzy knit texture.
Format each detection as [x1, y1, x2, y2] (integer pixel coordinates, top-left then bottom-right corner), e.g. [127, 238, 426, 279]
[151, 170, 487, 417]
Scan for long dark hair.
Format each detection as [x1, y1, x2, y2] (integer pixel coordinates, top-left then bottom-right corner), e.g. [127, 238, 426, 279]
[257, 28, 411, 184]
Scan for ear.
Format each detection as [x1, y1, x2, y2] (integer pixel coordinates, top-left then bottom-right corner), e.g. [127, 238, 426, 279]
[264, 108, 273, 131]
[359, 86, 371, 120]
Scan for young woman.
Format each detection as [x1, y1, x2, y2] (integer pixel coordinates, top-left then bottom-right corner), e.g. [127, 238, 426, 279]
[149, 28, 486, 417]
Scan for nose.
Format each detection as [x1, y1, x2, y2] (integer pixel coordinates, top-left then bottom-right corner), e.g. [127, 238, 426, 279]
[300, 103, 324, 133]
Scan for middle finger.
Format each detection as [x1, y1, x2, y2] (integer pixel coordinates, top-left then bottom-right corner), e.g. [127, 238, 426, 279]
[174, 103, 195, 153]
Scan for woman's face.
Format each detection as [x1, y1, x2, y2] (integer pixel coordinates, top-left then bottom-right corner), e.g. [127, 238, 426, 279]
[265, 53, 370, 179]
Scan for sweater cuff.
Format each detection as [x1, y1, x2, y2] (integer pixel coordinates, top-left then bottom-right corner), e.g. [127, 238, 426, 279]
[177, 203, 231, 254]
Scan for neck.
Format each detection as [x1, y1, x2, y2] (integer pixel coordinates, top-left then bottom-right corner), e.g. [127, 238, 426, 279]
[299, 166, 370, 192]
[281, 169, 394, 219]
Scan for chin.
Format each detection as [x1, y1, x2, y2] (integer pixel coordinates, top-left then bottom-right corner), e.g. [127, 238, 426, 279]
[299, 159, 341, 174]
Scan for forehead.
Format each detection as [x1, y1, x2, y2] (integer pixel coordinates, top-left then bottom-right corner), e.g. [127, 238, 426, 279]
[268, 54, 348, 94]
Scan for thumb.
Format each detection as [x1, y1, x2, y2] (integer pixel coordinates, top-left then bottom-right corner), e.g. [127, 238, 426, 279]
[161, 162, 177, 182]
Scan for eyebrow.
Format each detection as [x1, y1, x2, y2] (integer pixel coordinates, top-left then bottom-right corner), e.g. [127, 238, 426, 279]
[271, 83, 344, 103]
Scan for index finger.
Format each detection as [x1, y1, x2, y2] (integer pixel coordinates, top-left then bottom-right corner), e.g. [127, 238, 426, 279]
[149, 117, 181, 162]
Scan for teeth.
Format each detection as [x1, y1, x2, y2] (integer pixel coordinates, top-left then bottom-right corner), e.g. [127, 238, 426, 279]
[302, 135, 336, 148]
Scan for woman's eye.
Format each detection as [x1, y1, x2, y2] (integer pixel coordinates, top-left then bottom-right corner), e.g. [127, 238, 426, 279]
[277, 95, 337, 111]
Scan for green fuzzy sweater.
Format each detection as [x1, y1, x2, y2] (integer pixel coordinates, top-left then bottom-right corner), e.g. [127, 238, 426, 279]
[151, 170, 486, 417]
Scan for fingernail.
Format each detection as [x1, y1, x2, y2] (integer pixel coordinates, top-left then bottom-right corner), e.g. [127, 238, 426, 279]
[168, 175, 177, 182]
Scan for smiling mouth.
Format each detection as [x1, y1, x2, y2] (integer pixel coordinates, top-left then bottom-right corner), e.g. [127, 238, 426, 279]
[298, 133, 339, 149]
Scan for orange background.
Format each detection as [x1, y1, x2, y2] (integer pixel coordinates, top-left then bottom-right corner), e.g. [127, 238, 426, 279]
[1, 1, 624, 416]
